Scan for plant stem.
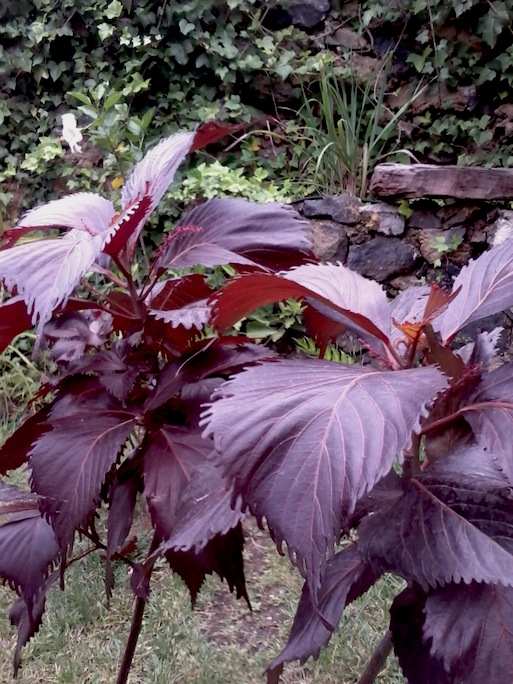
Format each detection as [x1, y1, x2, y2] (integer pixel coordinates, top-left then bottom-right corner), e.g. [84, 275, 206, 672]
[357, 630, 394, 684]
[403, 431, 421, 479]
[116, 531, 160, 684]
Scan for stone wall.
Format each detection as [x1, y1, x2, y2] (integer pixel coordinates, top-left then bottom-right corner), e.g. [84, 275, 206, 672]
[297, 192, 513, 355]
[299, 193, 513, 292]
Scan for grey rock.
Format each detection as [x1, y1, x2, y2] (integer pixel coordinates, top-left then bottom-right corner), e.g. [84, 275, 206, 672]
[418, 227, 466, 265]
[302, 194, 362, 225]
[359, 202, 405, 236]
[408, 210, 442, 230]
[325, 27, 369, 49]
[310, 220, 348, 262]
[347, 237, 418, 282]
[283, 0, 331, 29]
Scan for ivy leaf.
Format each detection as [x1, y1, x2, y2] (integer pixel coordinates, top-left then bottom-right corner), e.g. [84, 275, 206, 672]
[154, 198, 312, 271]
[268, 545, 380, 677]
[423, 581, 513, 683]
[359, 446, 513, 590]
[438, 241, 513, 343]
[203, 359, 447, 591]
[30, 409, 136, 548]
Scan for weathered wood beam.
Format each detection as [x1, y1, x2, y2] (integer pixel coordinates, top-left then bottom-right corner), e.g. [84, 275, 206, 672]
[369, 163, 513, 200]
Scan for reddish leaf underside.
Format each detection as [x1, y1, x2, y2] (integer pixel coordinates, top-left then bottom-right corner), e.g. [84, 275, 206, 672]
[0, 406, 51, 475]
[203, 359, 447, 592]
[209, 272, 391, 353]
[0, 298, 33, 353]
[147, 273, 213, 330]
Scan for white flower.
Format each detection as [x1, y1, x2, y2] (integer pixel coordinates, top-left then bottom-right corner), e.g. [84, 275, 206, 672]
[61, 113, 83, 154]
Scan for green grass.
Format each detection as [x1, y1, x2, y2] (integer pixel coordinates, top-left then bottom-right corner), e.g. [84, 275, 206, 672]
[0, 522, 406, 684]
[0, 344, 406, 684]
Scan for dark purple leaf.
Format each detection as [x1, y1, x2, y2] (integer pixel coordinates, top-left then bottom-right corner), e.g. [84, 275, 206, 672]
[10, 589, 47, 676]
[423, 581, 513, 684]
[390, 585, 452, 684]
[0, 406, 51, 474]
[105, 456, 141, 597]
[180, 379, 223, 426]
[359, 446, 513, 590]
[165, 522, 248, 607]
[350, 468, 403, 527]
[455, 328, 503, 366]
[462, 363, 513, 484]
[268, 545, 380, 676]
[44, 310, 111, 362]
[203, 359, 447, 591]
[30, 410, 136, 547]
[0, 483, 59, 605]
[143, 427, 212, 540]
[0, 297, 33, 353]
[422, 365, 480, 464]
[154, 199, 312, 271]
[68, 346, 143, 404]
[158, 460, 245, 555]
[439, 241, 513, 343]
[144, 340, 277, 412]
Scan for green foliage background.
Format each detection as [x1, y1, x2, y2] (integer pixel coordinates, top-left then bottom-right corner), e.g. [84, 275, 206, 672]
[2, 0, 513, 224]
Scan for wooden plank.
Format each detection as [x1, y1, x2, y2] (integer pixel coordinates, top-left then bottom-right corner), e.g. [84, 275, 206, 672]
[369, 163, 513, 200]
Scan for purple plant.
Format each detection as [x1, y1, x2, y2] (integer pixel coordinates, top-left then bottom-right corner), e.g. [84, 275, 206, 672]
[203, 253, 513, 683]
[0, 123, 312, 683]
[2, 122, 513, 684]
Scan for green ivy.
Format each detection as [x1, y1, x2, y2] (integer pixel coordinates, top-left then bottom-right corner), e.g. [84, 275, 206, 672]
[0, 0, 319, 224]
